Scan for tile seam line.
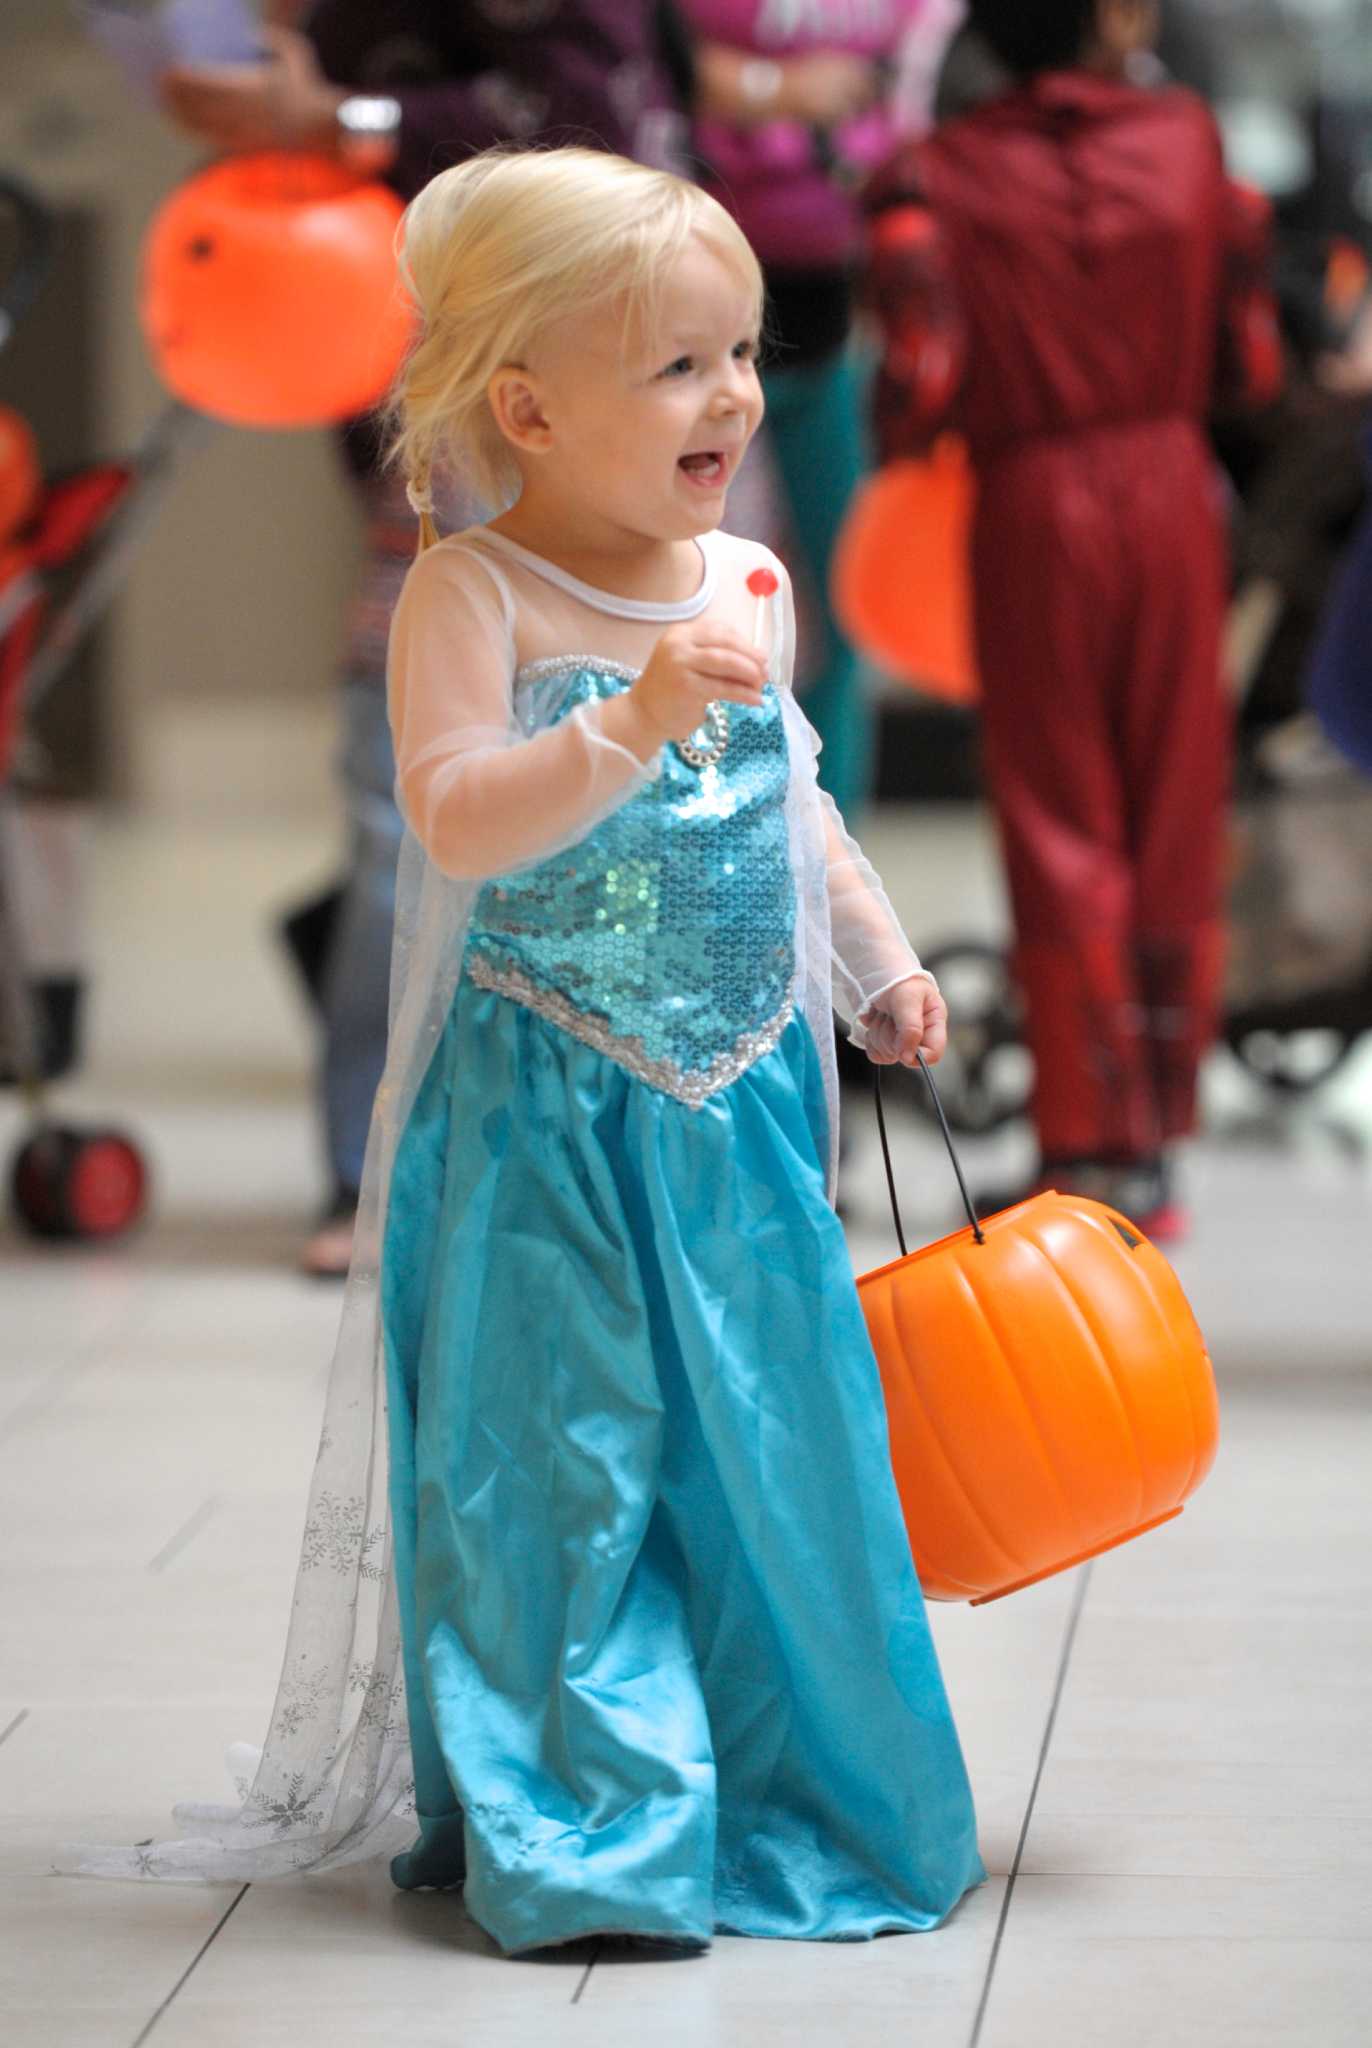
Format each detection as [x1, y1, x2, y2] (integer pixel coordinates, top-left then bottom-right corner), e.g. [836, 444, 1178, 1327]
[571, 1936, 604, 2002]
[147, 1495, 222, 1574]
[129, 1883, 250, 2048]
[0, 1707, 29, 1749]
[968, 1560, 1094, 2048]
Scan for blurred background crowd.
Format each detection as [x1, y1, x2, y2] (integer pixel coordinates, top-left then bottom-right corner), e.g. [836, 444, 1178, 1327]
[1, 0, 1371, 1273]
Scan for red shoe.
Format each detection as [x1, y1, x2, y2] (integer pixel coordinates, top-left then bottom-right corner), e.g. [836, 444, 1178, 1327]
[1131, 1196, 1190, 1245]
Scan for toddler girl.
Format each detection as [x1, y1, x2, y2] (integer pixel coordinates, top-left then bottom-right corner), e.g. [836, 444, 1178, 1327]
[68, 145, 982, 1954]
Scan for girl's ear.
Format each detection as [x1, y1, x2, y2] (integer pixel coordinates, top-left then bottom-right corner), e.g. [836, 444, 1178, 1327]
[487, 367, 554, 455]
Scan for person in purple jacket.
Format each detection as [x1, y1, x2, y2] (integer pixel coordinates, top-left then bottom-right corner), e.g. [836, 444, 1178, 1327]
[159, 0, 693, 1274]
[681, 0, 943, 826]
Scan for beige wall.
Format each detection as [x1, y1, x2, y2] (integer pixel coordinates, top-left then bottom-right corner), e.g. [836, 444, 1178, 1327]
[2, 19, 361, 823]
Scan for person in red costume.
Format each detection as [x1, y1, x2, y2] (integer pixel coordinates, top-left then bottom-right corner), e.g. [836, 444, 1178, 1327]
[862, 0, 1282, 1236]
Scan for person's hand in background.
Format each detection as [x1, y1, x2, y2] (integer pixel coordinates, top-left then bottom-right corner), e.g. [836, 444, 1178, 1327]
[1317, 299, 1372, 398]
[159, 25, 343, 153]
[695, 44, 880, 130]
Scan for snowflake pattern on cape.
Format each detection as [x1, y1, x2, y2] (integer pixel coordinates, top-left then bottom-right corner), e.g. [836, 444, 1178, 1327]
[300, 1492, 385, 1580]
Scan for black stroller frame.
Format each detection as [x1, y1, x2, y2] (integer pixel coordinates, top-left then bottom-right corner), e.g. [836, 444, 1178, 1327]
[0, 171, 210, 1237]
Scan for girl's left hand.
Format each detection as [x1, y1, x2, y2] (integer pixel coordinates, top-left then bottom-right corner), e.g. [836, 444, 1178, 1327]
[859, 973, 947, 1067]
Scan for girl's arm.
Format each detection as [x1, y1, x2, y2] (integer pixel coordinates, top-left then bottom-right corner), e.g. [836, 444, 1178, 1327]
[819, 790, 930, 1029]
[388, 545, 660, 881]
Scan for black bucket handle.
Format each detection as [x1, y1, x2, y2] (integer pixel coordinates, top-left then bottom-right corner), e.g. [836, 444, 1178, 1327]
[872, 1052, 986, 1257]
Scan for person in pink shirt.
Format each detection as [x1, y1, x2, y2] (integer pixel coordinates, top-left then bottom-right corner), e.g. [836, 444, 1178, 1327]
[683, 0, 948, 820]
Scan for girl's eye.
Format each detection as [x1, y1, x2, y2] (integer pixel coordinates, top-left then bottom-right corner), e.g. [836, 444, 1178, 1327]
[657, 342, 757, 379]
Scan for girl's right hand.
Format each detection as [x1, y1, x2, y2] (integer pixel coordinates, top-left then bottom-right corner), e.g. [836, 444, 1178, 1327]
[604, 622, 768, 760]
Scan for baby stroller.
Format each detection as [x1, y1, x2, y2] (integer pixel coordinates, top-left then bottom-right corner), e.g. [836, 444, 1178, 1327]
[907, 388, 1372, 1136]
[0, 169, 206, 1237]
[920, 729, 1372, 1137]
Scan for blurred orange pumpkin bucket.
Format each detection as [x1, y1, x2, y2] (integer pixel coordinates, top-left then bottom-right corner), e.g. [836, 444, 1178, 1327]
[141, 151, 410, 429]
[859, 1059, 1219, 1605]
[832, 436, 979, 706]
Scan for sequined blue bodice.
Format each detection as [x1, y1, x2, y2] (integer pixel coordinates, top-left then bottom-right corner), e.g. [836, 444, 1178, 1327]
[465, 658, 795, 1106]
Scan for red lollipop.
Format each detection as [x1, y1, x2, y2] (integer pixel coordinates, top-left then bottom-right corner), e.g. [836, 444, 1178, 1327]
[746, 564, 779, 648]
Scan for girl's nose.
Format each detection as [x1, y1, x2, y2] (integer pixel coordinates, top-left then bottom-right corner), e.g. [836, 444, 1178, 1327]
[710, 361, 756, 416]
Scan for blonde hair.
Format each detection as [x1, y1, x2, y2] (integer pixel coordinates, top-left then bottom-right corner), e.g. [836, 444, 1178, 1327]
[386, 147, 765, 551]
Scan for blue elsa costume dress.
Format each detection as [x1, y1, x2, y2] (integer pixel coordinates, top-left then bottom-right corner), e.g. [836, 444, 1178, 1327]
[58, 526, 981, 1945]
[379, 527, 983, 1951]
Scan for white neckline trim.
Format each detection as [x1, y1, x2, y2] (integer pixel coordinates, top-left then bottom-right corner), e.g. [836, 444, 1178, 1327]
[464, 526, 717, 621]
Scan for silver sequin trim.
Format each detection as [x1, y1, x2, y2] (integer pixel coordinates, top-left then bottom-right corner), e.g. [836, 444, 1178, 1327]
[516, 654, 641, 686]
[466, 950, 794, 1108]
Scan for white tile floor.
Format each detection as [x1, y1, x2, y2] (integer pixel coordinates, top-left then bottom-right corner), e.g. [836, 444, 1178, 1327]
[3, 806, 1371, 2047]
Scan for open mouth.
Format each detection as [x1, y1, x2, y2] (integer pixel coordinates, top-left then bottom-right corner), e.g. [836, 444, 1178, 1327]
[677, 450, 729, 488]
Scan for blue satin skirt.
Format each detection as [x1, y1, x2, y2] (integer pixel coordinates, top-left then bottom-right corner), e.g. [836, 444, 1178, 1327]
[380, 982, 984, 1953]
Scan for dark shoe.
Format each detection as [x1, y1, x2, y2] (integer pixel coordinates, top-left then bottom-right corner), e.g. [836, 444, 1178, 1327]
[278, 884, 344, 1014]
[0, 976, 85, 1084]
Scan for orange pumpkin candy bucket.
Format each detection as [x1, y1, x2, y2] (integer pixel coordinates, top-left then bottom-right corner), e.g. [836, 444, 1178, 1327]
[859, 1060, 1220, 1605]
[140, 152, 410, 430]
[831, 438, 979, 707]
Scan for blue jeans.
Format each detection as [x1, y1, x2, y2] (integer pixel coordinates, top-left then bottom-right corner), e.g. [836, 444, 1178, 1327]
[320, 450, 483, 1201]
[321, 674, 403, 1198]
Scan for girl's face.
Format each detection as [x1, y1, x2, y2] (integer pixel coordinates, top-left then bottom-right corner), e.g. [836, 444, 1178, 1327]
[502, 236, 765, 542]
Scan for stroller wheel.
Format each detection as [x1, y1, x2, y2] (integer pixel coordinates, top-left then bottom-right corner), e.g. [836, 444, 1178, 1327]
[915, 940, 1033, 1135]
[1228, 1019, 1359, 1089]
[10, 1124, 150, 1241]
[1225, 1025, 1357, 1094]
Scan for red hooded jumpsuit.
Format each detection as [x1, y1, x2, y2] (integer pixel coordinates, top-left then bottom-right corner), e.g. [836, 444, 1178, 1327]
[864, 73, 1279, 1165]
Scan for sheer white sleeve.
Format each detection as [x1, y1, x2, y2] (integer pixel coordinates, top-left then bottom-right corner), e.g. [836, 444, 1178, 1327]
[820, 790, 932, 1039]
[775, 563, 930, 1039]
[387, 543, 661, 881]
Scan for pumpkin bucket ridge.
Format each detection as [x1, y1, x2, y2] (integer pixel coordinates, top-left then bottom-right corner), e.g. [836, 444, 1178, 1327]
[1024, 1233, 1151, 1526]
[895, 1375, 1031, 1591]
[1092, 1211, 1217, 1500]
[1062, 1203, 1217, 1506]
[880, 1274, 1035, 1584]
[947, 1250, 1093, 1546]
